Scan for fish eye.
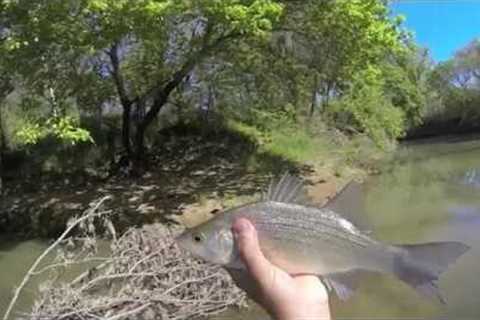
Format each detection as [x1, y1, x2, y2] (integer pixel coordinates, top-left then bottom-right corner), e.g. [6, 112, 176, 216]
[193, 233, 204, 243]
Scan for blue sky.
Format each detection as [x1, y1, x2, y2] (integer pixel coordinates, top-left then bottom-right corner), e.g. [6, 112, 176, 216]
[391, 0, 480, 62]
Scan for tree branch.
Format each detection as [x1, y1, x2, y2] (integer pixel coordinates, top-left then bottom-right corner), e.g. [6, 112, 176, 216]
[107, 41, 132, 109]
[140, 31, 241, 130]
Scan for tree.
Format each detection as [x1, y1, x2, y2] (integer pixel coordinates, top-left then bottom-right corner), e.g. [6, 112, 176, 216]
[283, 0, 407, 117]
[0, 75, 13, 194]
[381, 45, 434, 127]
[0, 0, 14, 192]
[429, 39, 480, 123]
[3, 0, 283, 167]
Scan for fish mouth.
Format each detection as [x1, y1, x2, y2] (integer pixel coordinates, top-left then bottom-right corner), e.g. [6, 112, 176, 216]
[174, 233, 188, 250]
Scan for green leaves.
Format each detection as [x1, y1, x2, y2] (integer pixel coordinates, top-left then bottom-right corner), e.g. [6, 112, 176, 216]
[15, 122, 47, 145]
[3, 0, 285, 152]
[16, 116, 94, 146]
[329, 65, 406, 148]
[1, 0, 433, 153]
[427, 38, 480, 124]
[203, 0, 283, 36]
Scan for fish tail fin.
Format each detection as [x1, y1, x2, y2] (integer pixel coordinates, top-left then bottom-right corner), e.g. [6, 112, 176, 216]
[392, 241, 469, 304]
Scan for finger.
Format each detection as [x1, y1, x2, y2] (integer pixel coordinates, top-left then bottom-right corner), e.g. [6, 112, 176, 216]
[232, 218, 273, 284]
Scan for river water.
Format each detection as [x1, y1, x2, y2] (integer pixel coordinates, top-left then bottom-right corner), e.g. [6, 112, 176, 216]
[2, 137, 480, 318]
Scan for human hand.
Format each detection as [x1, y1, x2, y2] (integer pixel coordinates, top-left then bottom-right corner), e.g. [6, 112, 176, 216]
[230, 218, 331, 320]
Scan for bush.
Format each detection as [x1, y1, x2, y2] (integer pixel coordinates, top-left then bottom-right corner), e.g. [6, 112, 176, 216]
[327, 66, 406, 148]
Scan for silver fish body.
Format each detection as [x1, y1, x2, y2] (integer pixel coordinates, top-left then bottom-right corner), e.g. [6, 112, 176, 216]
[176, 174, 469, 302]
[239, 201, 393, 275]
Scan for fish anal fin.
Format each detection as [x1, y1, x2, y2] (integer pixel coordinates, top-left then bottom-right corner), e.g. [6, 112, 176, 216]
[323, 270, 365, 301]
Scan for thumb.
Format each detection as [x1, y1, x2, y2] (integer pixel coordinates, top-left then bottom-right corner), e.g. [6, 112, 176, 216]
[232, 218, 273, 284]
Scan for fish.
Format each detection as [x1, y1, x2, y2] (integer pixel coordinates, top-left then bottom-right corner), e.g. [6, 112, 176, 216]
[176, 173, 469, 303]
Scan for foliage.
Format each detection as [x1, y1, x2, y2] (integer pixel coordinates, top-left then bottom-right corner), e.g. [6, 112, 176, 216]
[16, 116, 94, 146]
[427, 38, 480, 124]
[302, 0, 407, 78]
[381, 45, 433, 127]
[3, 0, 283, 157]
[329, 65, 406, 148]
[0, 0, 443, 172]
[210, 0, 414, 147]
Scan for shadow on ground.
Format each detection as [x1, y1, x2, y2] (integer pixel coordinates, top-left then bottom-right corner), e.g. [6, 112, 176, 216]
[0, 123, 318, 238]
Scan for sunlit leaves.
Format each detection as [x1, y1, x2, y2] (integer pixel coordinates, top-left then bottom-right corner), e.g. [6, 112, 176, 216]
[16, 116, 94, 146]
[202, 0, 283, 36]
[302, 0, 406, 82]
[15, 122, 47, 145]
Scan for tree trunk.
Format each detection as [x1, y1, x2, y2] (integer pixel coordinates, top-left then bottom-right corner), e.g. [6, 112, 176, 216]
[0, 104, 6, 194]
[122, 104, 132, 157]
[134, 122, 146, 164]
[108, 41, 133, 159]
[323, 82, 332, 112]
[130, 31, 238, 166]
[309, 73, 319, 118]
[133, 92, 168, 164]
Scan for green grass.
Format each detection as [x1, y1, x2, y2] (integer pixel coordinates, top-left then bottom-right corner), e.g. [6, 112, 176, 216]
[264, 128, 328, 163]
[227, 117, 387, 178]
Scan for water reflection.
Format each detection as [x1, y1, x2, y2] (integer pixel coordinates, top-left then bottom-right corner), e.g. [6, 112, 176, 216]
[215, 139, 480, 319]
[460, 168, 480, 189]
[343, 139, 480, 319]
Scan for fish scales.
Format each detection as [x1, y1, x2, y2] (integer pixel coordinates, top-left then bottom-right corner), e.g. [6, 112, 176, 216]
[244, 202, 375, 249]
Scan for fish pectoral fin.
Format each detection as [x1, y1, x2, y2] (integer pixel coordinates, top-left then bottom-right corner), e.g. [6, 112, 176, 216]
[323, 270, 365, 301]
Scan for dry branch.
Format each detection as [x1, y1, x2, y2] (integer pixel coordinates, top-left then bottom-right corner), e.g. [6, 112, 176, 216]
[12, 198, 245, 320]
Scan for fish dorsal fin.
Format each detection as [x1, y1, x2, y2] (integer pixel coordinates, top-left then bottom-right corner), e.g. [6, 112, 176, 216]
[323, 180, 371, 231]
[264, 172, 307, 204]
[324, 180, 360, 210]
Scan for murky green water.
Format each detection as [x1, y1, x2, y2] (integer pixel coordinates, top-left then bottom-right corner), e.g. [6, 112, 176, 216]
[0, 238, 50, 316]
[3, 137, 480, 318]
[332, 137, 480, 319]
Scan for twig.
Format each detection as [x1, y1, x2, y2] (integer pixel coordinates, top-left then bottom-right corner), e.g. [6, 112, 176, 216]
[2, 196, 111, 320]
[32, 257, 111, 276]
[78, 272, 159, 292]
[103, 303, 150, 320]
